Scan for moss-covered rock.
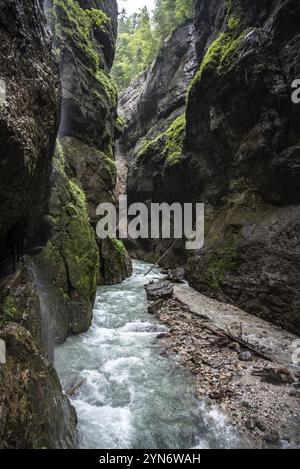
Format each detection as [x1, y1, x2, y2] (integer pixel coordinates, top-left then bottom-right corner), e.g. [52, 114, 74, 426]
[138, 114, 186, 168]
[0, 263, 77, 448]
[0, 323, 77, 449]
[59, 136, 132, 285]
[184, 0, 300, 333]
[99, 239, 132, 285]
[52, 0, 119, 150]
[47, 1, 132, 289]
[36, 143, 99, 343]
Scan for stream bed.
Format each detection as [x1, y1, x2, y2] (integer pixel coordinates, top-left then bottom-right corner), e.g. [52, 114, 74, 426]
[55, 260, 243, 449]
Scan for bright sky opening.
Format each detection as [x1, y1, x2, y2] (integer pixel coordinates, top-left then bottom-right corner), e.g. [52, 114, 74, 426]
[118, 0, 156, 15]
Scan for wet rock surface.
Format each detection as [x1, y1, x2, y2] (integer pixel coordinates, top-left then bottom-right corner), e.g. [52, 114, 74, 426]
[0, 323, 77, 449]
[146, 281, 174, 301]
[0, 0, 77, 449]
[121, 0, 300, 333]
[0, 263, 77, 448]
[119, 22, 197, 266]
[184, 0, 300, 333]
[37, 0, 131, 343]
[0, 0, 60, 281]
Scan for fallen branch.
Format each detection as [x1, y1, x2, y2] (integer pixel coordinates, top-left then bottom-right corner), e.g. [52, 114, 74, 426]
[224, 325, 274, 362]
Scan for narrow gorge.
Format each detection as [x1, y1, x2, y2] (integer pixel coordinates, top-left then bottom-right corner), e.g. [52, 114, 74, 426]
[0, 0, 299, 452]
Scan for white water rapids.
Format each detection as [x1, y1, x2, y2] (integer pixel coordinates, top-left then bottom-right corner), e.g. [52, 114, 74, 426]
[55, 260, 243, 449]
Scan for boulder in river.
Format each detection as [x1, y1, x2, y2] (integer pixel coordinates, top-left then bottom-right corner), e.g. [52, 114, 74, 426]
[145, 281, 174, 301]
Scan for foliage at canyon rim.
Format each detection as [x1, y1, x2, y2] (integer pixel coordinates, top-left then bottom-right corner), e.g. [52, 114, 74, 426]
[112, 0, 194, 90]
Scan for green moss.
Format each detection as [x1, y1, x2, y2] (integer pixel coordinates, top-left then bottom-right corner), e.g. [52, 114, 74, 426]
[189, 31, 245, 93]
[115, 115, 125, 131]
[53, 0, 109, 71]
[228, 15, 240, 31]
[1, 296, 17, 323]
[95, 69, 118, 107]
[189, 2, 246, 95]
[104, 156, 116, 179]
[206, 236, 240, 290]
[138, 115, 186, 167]
[138, 135, 162, 159]
[112, 240, 127, 256]
[41, 143, 99, 305]
[164, 115, 186, 166]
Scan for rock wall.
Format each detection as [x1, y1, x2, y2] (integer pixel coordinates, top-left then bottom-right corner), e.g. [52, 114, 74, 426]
[0, 0, 60, 282]
[0, 265, 77, 449]
[0, 0, 77, 448]
[120, 22, 197, 264]
[185, 0, 300, 334]
[121, 1, 300, 334]
[36, 0, 132, 342]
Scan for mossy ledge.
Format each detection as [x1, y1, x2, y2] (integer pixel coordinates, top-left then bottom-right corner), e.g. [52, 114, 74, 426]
[189, 4, 246, 94]
[138, 114, 186, 167]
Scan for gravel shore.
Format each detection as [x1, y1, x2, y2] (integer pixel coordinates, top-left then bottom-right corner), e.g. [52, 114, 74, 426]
[147, 282, 300, 448]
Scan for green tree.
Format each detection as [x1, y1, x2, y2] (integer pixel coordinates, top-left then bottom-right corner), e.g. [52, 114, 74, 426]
[112, 0, 194, 91]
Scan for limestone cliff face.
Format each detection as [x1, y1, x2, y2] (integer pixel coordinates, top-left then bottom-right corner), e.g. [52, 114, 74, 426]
[0, 0, 60, 281]
[36, 0, 132, 341]
[0, 265, 77, 449]
[0, 0, 77, 448]
[120, 22, 197, 264]
[185, 0, 300, 334]
[121, 0, 300, 334]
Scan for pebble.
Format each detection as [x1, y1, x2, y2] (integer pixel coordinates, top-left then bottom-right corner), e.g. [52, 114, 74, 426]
[245, 418, 256, 430]
[239, 351, 253, 362]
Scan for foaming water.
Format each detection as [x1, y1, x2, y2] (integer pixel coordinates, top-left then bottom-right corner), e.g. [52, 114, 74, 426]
[55, 260, 243, 449]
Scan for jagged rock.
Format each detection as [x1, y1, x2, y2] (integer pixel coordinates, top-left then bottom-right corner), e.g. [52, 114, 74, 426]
[146, 281, 174, 301]
[120, 22, 197, 158]
[0, 264, 77, 448]
[120, 22, 197, 266]
[34, 144, 100, 343]
[120, 0, 300, 334]
[44, 0, 132, 291]
[167, 267, 186, 283]
[0, 0, 60, 281]
[0, 0, 77, 449]
[54, 0, 118, 149]
[184, 0, 300, 334]
[0, 323, 77, 449]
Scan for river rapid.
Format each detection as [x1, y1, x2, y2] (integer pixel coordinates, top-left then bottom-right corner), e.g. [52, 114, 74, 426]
[55, 260, 242, 449]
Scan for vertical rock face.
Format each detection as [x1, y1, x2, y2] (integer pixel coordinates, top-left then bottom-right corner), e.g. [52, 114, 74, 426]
[120, 22, 197, 159]
[184, 0, 300, 334]
[0, 0, 77, 449]
[36, 0, 132, 342]
[0, 266, 77, 449]
[120, 22, 197, 264]
[121, 0, 300, 334]
[56, 0, 118, 149]
[0, 0, 60, 281]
